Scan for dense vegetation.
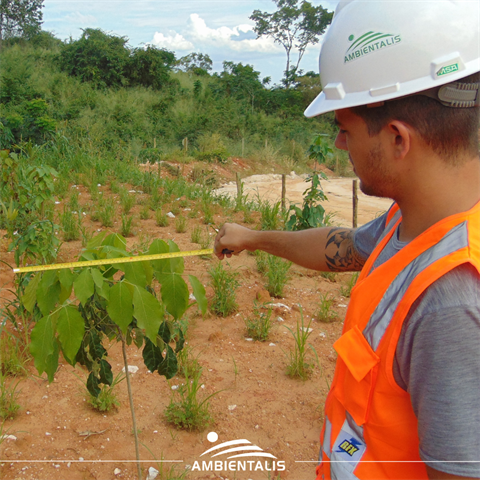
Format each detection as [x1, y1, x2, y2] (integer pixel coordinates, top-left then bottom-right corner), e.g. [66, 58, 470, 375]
[0, 29, 338, 167]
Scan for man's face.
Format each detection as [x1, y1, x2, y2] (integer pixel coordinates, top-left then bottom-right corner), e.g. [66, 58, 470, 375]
[334, 108, 396, 199]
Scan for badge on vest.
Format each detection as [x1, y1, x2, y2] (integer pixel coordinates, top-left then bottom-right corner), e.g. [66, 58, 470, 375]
[336, 437, 362, 457]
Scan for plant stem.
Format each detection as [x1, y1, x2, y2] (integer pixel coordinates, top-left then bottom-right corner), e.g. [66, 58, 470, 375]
[119, 329, 142, 480]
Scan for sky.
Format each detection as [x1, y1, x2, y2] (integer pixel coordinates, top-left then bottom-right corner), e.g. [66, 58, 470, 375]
[42, 0, 339, 84]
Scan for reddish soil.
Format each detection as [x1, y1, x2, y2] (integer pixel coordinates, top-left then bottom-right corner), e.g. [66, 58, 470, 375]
[0, 161, 389, 480]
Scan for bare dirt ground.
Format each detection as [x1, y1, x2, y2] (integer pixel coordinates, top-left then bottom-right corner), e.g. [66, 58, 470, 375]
[0, 162, 391, 480]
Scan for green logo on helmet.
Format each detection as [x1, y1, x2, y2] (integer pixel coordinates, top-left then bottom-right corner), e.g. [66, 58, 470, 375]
[345, 31, 402, 63]
[436, 63, 459, 77]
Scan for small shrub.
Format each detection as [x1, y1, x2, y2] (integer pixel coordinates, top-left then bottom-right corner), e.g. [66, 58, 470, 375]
[209, 263, 239, 317]
[245, 302, 274, 341]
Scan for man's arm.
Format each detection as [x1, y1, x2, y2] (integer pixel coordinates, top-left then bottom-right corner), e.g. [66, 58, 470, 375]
[213, 223, 366, 272]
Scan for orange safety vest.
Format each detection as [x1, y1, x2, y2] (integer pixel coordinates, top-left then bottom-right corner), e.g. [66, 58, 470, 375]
[317, 201, 480, 480]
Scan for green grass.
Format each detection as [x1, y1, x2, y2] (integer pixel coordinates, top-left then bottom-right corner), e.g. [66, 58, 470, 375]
[245, 302, 274, 341]
[209, 262, 239, 317]
[60, 207, 81, 241]
[340, 272, 359, 298]
[0, 334, 29, 377]
[175, 216, 187, 233]
[155, 209, 169, 227]
[165, 369, 217, 431]
[121, 214, 134, 237]
[315, 293, 338, 323]
[120, 188, 136, 215]
[0, 373, 21, 420]
[285, 312, 317, 380]
[264, 254, 292, 298]
[86, 373, 124, 412]
[98, 197, 116, 228]
[190, 225, 202, 244]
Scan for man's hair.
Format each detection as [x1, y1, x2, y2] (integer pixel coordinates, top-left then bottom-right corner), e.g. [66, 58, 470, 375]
[351, 73, 479, 164]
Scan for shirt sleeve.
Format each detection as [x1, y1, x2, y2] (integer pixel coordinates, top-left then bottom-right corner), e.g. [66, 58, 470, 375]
[394, 264, 480, 477]
[353, 212, 388, 261]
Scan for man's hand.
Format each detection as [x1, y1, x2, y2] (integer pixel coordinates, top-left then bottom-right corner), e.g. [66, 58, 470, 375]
[214, 223, 257, 260]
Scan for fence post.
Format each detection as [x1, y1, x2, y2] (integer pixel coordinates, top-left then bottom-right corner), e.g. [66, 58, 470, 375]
[352, 179, 358, 228]
[242, 138, 245, 157]
[281, 174, 286, 211]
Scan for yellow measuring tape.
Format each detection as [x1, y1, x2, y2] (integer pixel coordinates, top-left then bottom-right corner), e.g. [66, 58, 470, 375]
[12, 248, 214, 274]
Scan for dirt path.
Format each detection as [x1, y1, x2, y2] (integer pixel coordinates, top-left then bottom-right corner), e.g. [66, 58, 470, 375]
[215, 173, 392, 227]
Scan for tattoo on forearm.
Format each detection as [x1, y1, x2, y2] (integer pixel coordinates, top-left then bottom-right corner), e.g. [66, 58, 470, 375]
[325, 228, 365, 272]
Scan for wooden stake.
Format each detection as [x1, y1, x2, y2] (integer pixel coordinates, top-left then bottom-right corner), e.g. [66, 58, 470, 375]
[242, 138, 245, 157]
[353, 179, 358, 228]
[281, 174, 286, 211]
[236, 172, 242, 200]
[153, 137, 156, 149]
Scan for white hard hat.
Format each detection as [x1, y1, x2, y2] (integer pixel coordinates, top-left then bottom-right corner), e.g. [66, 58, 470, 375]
[305, 0, 480, 117]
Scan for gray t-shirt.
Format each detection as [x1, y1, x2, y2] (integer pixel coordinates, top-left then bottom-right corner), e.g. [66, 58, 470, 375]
[354, 210, 480, 478]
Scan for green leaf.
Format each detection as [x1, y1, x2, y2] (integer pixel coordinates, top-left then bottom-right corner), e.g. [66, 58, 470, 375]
[157, 344, 178, 379]
[102, 233, 127, 251]
[133, 328, 145, 349]
[142, 337, 164, 373]
[149, 239, 184, 275]
[37, 272, 60, 316]
[158, 320, 171, 344]
[159, 273, 189, 321]
[132, 286, 164, 343]
[86, 231, 106, 250]
[45, 339, 60, 383]
[142, 260, 153, 286]
[74, 268, 95, 305]
[30, 315, 55, 376]
[87, 372, 101, 397]
[90, 268, 104, 289]
[56, 305, 85, 364]
[88, 329, 107, 360]
[107, 282, 133, 334]
[58, 269, 73, 290]
[21, 273, 41, 313]
[99, 359, 113, 386]
[175, 326, 185, 354]
[123, 261, 147, 288]
[189, 275, 207, 315]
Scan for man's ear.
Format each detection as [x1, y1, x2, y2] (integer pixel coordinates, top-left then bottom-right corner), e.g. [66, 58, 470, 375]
[385, 120, 412, 160]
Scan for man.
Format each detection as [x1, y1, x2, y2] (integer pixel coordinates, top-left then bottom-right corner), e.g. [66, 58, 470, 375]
[214, 1, 480, 479]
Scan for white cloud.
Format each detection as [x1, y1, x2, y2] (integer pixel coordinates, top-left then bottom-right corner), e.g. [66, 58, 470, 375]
[150, 13, 282, 54]
[63, 12, 97, 26]
[151, 31, 194, 51]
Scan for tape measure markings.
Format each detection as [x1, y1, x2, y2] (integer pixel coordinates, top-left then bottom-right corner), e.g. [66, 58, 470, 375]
[13, 248, 214, 274]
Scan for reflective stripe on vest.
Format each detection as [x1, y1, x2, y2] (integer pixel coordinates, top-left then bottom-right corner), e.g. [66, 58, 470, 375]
[364, 221, 468, 350]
